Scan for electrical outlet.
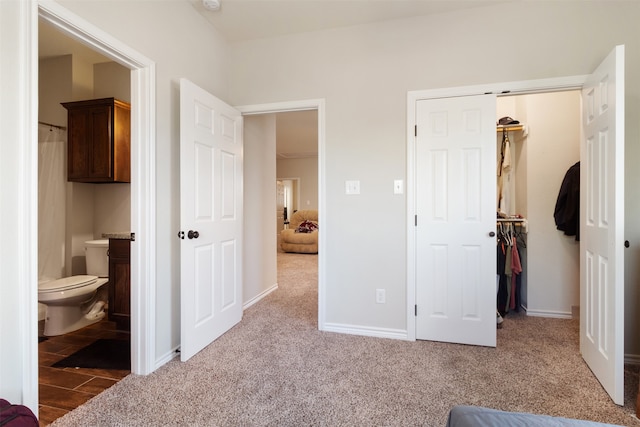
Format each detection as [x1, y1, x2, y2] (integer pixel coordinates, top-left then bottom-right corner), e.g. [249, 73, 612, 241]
[376, 289, 386, 304]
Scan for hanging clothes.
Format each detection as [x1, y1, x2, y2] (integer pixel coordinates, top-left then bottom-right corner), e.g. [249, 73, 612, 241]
[554, 161, 580, 240]
[510, 236, 522, 311]
[497, 130, 512, 215]
[496, 222, 525, 316]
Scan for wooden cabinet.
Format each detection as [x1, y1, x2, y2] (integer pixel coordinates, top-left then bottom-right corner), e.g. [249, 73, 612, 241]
[62, 98, 131, 183]
[108, 238, 131, 331]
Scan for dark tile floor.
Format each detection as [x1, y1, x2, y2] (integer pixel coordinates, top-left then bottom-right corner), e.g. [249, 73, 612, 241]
[37, 320, 130, 426]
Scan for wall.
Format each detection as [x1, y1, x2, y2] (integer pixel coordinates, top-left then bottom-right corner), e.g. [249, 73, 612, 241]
[276, 157, 318, 210]
[229, 1, 640, 354]
[243, 114, 278, 304]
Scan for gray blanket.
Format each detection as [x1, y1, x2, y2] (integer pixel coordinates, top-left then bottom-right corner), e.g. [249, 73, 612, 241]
[447, 406, 622, 427]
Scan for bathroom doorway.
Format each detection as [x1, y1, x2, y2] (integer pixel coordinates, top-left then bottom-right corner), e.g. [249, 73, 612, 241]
[36, 17, 133, 424]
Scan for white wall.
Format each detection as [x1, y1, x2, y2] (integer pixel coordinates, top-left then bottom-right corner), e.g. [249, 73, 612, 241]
[229, 1, 640, 354]
[244, 114, 278, 304]
[276, 157, 318, 210]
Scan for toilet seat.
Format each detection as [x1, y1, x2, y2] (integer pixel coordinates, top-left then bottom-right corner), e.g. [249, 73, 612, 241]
[39, 275, 98, 293]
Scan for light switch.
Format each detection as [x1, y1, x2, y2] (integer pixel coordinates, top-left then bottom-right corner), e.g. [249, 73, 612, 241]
[394, 179, 403, 194]
[345, 180, 360, 195]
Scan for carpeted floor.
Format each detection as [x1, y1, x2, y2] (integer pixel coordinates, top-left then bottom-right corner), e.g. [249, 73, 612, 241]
[51, 250, 640, 426]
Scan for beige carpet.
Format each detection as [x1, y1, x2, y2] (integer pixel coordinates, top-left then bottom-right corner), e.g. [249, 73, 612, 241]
[51, 250, 640, 426]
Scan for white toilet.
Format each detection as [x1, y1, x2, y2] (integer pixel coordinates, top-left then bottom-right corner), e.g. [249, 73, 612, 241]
[38, 239, 109, 336]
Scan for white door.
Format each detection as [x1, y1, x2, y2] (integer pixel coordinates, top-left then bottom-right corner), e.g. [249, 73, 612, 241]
[580, 45, 625, 405]
[179, 78, 243, 362]
[415, 94, 497, 347]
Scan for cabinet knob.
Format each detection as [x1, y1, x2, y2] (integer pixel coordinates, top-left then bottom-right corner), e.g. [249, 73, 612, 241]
[489, 231, 496, 237]
[188, 230, 200, 239]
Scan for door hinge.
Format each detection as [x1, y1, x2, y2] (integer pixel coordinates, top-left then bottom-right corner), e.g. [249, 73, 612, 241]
[415, 304, 417, 316]
[178, 231, 185, 240]
[415, 125, 417, 137]
[414, 215, 417, 226]
[130, 232, 136, 242]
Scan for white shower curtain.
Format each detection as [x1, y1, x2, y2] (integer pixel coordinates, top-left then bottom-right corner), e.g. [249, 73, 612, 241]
[38, 124, 67, 281]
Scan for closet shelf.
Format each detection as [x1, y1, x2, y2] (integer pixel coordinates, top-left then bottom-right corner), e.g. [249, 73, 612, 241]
[497, 124, 524, 132]
[497, 217, 528, 233]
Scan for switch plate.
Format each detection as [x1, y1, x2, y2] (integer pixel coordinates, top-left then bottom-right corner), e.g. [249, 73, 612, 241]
[345, 180, 360, 195]
[394, 179, 403, 194]
[376, 289, 386, 304]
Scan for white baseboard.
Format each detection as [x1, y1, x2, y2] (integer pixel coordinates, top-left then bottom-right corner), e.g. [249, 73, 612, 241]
[525, 309, 573, 319]
[243, 283, 278, 310]
[322, 322, 408, 340]
[155, 346, 180, 369]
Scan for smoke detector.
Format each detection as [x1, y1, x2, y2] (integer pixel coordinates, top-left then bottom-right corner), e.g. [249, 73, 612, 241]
[202, 0, 220, 11]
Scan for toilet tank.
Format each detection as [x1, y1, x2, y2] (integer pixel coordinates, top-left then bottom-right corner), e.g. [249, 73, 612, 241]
[85, 239, 109, 277]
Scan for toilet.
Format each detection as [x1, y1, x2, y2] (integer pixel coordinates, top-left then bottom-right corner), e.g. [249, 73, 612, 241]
[38, 239, 109, 336]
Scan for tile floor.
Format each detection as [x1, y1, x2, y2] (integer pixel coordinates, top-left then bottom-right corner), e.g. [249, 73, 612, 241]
[37, 320, 130, 426]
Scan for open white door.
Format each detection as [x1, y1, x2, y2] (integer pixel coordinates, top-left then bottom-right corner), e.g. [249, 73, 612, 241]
[580, 45, 625, 405]
[179, 78, 243, 361]
[415, 94, 497, 347]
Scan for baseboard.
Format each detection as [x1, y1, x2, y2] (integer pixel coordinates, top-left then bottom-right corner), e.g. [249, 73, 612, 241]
[322, 322, 408, 340]
[625, 354, 640, 365]
[525, 309, 572, 319]
[243, 283, 278, 310]
[155, 346, 180, 369]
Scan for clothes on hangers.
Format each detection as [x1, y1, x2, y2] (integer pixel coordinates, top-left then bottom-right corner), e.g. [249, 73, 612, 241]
[496, 221, 525, 316]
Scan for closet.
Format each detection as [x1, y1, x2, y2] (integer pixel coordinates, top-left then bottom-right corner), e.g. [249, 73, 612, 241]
[495, 91, 581, 319]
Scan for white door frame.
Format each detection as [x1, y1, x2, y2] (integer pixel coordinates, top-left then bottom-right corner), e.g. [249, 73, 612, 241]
[237, 100, 326, 329]
[407, 75, 587, 341]
[37, 2, 156, 374]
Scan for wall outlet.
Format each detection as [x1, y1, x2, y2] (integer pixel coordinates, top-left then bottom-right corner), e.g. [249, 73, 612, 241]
[376, 289, 386, 304]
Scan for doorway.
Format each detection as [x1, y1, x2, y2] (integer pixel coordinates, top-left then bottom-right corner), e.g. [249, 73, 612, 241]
[37, 0, 156, 396]
[37, 18, 134, 423]
[277, 178, 300, 232]
[238, 100, 326, 329]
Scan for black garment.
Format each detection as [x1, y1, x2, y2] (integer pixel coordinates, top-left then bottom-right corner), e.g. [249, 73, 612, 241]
[554, 161, 580, 241]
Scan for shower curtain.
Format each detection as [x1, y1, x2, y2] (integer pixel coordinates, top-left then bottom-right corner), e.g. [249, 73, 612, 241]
[38, 124, 67, 281]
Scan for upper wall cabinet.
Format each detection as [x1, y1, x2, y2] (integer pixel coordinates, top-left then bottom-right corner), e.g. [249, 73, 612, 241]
[62, 98, 131, 183]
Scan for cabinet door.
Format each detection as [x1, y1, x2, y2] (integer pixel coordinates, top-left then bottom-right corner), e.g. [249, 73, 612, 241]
[108, 239, 130, 331]
[67, 104, 113, 181]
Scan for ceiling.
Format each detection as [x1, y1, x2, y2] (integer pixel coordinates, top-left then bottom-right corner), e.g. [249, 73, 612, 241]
[190, 0, 510, 43]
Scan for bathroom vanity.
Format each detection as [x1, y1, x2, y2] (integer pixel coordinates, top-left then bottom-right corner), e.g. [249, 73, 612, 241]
[104, 234, 131, 331]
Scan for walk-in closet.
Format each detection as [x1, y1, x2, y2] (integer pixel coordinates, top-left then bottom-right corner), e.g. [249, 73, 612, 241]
[496, 90, 581, 319]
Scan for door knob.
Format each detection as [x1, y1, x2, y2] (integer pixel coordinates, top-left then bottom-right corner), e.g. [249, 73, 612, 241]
[489, 231, 496, 237]
[188, 230, 200, 239]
